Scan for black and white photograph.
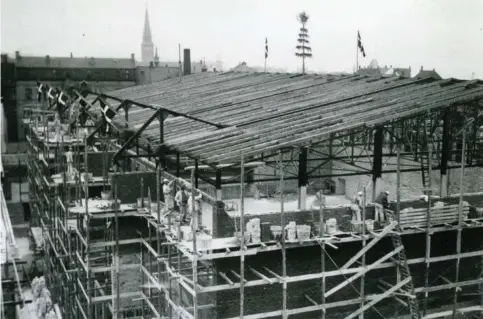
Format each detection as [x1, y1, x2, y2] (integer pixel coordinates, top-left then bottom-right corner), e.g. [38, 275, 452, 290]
[1, 1, 483, 318]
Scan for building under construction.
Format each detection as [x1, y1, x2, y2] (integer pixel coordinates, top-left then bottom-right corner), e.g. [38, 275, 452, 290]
[3, 71, 483, 319]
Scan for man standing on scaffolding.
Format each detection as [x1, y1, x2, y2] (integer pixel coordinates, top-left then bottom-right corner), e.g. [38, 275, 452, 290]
[175, 184, 189, 223]
[374, 191, 390, 224]
[189, 190, 203, 230]
[162, 178, 175, 213]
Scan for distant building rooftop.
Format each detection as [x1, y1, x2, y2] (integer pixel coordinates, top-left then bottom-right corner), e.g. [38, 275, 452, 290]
[12, 51, 136, 69]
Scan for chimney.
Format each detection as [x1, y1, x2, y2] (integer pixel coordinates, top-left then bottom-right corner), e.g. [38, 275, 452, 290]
[433, 68, 435, 71]
[15, 51, 21, 60]
[149, 61, 154, 68]
[45, 55, 51, 65]
[421, 66, 423, 71]
[183, 49, 191, 75]
[70, 52, 73, 58]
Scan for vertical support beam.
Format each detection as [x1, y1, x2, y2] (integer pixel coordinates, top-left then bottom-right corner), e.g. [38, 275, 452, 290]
[350, 134, 355, 164]
[328, 134, 334, 177]
[194, 159, 199, 189]
[280, 150, 287, 319]
[359, 188, 367, 319]
[440, 110, 450, 197]
[239, 153, 245, 319]
[320, 196, 326, 319]
[298, 147, 308, 210]
[114, 184, 120, 319]
[190, 168, 199, 319]
[84, 136, 92, 319]
[215, 169, 222, 200]
[155, 165, 164, 315]
[372, 127, 384, 201]
[396, 148, 401, 226]
[176, 153, 180, 178]
[423, 160, 433, 316]
[124, 104, 129, 128]
[158, 111, 166, 168]
[452, 127, 466, 318]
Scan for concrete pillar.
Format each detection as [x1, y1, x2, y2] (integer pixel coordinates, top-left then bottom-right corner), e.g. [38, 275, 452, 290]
[298, 147, 308, 210]
[440, 174, 448, 197]
[298, 185, 307, 210]
[215, 169, 222, 200]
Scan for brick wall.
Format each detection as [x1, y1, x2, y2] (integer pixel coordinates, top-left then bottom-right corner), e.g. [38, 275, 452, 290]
[86, 151, 115, 176]
[109, 171, 157, 204]
[214, 228, 483, 318]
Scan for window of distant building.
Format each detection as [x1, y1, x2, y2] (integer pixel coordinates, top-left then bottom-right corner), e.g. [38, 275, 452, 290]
[125, 70, 129, 80]
[25, 87, 33, 101]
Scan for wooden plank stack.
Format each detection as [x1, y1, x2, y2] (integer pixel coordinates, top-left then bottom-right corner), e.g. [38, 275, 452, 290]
[398, 204, 469, 229]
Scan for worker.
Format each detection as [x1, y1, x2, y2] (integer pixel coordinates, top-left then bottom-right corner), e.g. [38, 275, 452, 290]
[350, 204, 362, 222]
[52, 113, 62, 142]
[253, 183, 261, 200]
[188, 190, 203, 230]
[353, 191, 364, 207]
[65, 147, 74, 178]
[162, 179, 175, 213]
[419, 194, 429, 203]
[175, 184, 189, 223]
[374, 191, 390, 223]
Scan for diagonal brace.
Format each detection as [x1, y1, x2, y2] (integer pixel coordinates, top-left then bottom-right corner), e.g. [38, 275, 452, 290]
[113, 108, 165, 162]
[340, 221, 397, 270]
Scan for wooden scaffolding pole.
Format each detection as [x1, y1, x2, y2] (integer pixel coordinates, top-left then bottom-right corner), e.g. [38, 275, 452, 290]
[320, 190, 326, 319]
[84, 135, 93, 319]
[155, 165, 164, 314]
[452, 127, 466, 318]
[280, 150, 287, 319]
[113, 184, 120, 319]
[423, 135, 433, 316]
[239, 152, 245, 318]
[191, 168, 199, 319]
[359, 187, 367, 319]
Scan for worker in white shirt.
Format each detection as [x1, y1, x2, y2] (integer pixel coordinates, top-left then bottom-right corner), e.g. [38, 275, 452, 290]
[188, 191, 203, 230]
[162, 179, 175, 213]
[353, 191, 364, 207]
[175, 184, 189, 223]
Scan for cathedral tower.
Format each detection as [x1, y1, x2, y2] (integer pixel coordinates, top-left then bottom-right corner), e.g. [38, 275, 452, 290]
[141, 8, 154, 63]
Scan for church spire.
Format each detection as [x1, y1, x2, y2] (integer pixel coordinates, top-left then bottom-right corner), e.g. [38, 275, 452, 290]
[142, 8, 152, 44]
[141, 7, 154, 62]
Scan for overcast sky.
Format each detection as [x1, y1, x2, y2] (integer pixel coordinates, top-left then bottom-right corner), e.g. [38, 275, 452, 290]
[2, 0, 482, 78]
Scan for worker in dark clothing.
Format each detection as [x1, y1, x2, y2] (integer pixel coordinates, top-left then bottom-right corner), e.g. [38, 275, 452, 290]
[374, 191, 389, 223]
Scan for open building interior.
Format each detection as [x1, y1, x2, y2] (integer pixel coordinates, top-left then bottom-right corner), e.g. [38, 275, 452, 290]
[2, 71, 483, 319]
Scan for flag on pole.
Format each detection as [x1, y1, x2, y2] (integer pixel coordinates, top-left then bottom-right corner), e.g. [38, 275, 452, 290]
[265, 38, 268, 59]
[47, 87, 55, 100]
[357, 31, 366, 57]
[36, 81, 43, 102]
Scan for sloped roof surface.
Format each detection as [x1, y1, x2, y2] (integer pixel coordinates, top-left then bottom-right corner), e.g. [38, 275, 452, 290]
[90, 72, 483, 164]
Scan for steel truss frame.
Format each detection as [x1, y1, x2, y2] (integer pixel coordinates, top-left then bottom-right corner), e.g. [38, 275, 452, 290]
[27, 81, 483, 319]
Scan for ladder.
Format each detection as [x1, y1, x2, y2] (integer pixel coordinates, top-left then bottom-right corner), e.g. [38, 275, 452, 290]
[390, 232, 421, 319]
[420, 150, 431, 194]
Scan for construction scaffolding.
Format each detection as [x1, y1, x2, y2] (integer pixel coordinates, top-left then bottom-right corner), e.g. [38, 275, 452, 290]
[22, 75, 483, 319]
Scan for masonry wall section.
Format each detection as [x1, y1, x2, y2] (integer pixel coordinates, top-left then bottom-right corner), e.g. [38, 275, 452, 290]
[214, 228, 483, 318]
